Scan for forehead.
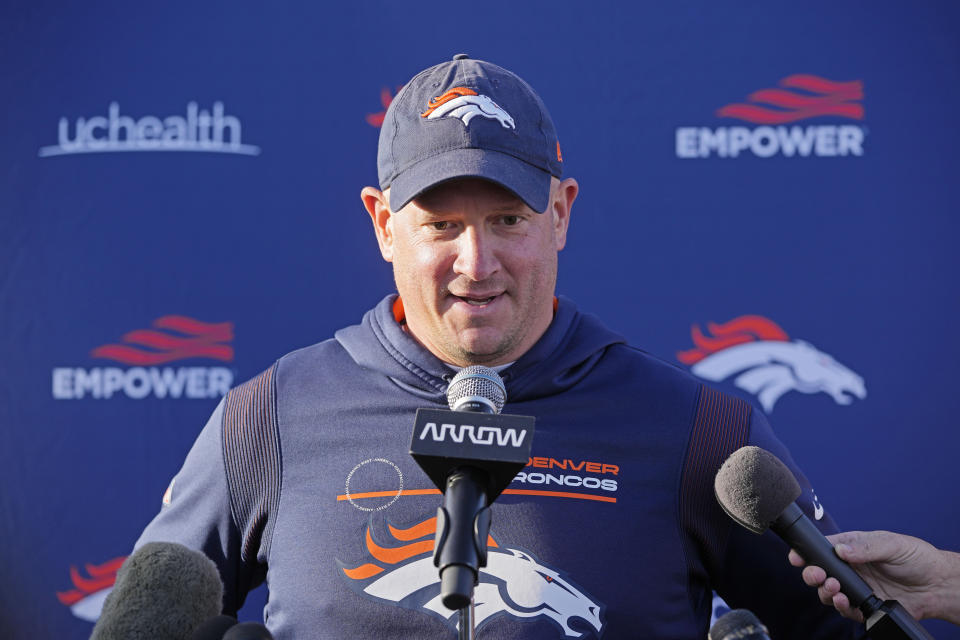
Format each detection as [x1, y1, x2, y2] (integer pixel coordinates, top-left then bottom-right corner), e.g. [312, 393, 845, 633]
[411, 178, 529, 213]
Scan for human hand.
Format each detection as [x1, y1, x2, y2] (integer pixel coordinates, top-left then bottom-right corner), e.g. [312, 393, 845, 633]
[788, 530, 960, 625]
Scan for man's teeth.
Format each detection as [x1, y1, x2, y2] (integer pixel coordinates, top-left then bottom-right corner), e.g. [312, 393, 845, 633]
[462, 296, 495, 305]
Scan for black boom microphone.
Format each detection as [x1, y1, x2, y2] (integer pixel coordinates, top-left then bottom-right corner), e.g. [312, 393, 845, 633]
[409, 365, 535, 611]
[189, 615, 239, 639]
[714, 446, 935, 640]
[91, 541, 223, 640]
[190, 617, 275, 640]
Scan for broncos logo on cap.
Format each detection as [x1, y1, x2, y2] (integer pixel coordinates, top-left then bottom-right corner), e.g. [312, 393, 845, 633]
[678, 315, 866, 412]
[339, 516, 604, 637]
[421, 87, 516, 130]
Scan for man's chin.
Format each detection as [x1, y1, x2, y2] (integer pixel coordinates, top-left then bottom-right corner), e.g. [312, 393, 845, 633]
[446, 333, 517, 367]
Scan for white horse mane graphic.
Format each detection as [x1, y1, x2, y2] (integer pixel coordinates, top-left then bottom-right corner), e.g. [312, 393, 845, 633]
[677, 315, 866, 412]
[421, 86, 515, 129]
[340, 517, 604, 637]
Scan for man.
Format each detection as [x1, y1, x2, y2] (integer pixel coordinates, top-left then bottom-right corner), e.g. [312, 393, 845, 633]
[790, 530, 960, 626]
[135, 55, 862, 639]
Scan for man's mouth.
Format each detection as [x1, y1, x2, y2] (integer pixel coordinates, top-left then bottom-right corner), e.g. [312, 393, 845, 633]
[452, 294, 500, 306]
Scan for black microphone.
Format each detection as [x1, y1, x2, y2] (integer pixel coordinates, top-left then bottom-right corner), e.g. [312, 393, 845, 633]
[714, 446, 934, 640]
[91, 541, 223, 640]
[709, 609, 772, 640]
[409, 365, 535, 610]
[190, 615, 239, 640]
[190, 616, 274, 640]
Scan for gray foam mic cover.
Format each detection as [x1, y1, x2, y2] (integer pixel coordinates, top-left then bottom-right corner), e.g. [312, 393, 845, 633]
[91, 541, 223, 640]
[714, 446, 802, 534]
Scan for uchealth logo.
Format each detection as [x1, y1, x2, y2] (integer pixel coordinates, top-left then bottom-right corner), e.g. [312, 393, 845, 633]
[676, 74, 866, 159]
[39, 102, 261, 157]
[57, 556, 125, 622]
[339, 516, 605, 637]
[51, 315, 234, 400]
[677, 315, 866, 412]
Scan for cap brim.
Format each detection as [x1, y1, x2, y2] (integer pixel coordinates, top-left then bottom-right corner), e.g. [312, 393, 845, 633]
[387, 148, 552, 214]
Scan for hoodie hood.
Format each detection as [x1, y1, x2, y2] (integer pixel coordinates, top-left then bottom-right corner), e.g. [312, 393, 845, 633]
[335, 295, 626, 404]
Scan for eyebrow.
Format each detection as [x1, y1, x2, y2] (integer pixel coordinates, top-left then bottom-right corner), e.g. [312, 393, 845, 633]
[416, 201, 527, 217]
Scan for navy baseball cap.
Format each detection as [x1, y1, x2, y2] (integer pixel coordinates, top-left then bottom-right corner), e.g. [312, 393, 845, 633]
[377, 54, 563, 214]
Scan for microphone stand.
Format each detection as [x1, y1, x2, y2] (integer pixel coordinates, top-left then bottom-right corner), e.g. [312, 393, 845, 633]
[408, 363, 535, 640]
[435, 466, 488, 640]
[458, 598, 475, 640]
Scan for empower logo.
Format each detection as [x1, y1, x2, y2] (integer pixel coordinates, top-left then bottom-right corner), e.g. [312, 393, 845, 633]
[676, 75, 866, 158]
[39, 102, 260, 157]
[52, 315, 234, 400]
[339, 516, 604, 637]
[677, 315, 866, 412]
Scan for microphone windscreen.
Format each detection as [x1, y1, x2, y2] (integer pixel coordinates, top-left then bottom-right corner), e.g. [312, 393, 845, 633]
[714, 445, 801, 534]
[91, 541, 223, 640]
[189, 615, 238, 639]
[709, 609, 771, 640]
[447, 365, 506, 413]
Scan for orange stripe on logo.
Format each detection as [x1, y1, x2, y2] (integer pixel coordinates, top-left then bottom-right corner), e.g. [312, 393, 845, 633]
[389, 517, 437, 541]
[342, 563, 384, 580]
[337, 489, 440, 501]
[421, 87, 478, 118]
[502, 489, 617, 503]
[338, 488, 615, 504]
[366, 528, 434, 564]
[385, 516, 499, 548]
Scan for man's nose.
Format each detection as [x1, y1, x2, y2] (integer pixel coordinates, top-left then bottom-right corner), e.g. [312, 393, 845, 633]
[453, 227, 500, 281]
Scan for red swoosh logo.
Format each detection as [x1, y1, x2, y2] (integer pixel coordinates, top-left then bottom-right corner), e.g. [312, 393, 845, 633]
[677, 315, 789, 365]
[90, 315, 234, 365]
[716, 74, 864, 124]
[57, 556, 126, 606]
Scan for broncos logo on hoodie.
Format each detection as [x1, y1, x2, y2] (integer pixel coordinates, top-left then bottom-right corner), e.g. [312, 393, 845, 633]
[338, 516, 604, 637]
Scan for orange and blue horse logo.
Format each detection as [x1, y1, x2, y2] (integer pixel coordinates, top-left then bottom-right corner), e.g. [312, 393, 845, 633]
[421, 87, 516, 130]
[339, 516, 604, 637]
[678, 315, 866, 412]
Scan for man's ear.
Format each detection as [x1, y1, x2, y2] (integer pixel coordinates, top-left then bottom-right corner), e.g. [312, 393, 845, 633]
[361, 186, 394, 262]
[551, 177, 578, 251]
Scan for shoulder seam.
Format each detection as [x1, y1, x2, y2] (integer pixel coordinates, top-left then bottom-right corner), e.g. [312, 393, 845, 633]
[221, 362, 282, 566]
[678, 384, 753, 609]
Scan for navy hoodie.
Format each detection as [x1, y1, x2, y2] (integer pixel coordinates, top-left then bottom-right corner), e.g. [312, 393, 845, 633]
[136, 295, 862, 639]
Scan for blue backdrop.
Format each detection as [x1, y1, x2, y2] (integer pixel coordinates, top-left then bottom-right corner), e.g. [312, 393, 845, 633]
[2, 1, 958, 637]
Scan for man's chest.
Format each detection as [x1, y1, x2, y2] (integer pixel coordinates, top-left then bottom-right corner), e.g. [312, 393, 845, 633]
[264, 392, 703, 639]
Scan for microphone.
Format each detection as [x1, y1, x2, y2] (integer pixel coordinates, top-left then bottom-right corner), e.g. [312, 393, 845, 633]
[189, 615, 239, 639]
[447, 365, 506, 414]
[409, 366, 535, 610]
[709, 609, 772, 640]
[91, 541, 223, 640]
[189, 616, 274, 640]
[714, 446, 934, 640]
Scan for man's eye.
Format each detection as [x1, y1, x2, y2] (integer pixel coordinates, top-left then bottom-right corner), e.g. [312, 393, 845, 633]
[430, 221, 450, 231]
[502, 215, 521, 226]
